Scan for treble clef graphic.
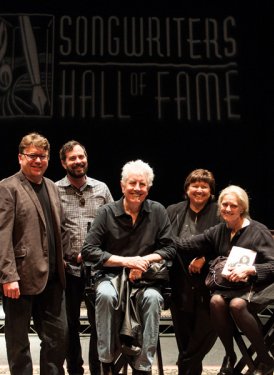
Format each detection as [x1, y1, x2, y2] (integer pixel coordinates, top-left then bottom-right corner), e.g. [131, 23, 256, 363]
[0, 20, 12, 92]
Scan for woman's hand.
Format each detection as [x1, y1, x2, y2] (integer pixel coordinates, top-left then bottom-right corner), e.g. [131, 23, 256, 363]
[226, 264, 255, 282]
[189, 257, 205, 274]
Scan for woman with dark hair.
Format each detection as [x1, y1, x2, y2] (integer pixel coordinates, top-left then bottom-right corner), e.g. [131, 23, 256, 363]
[167, 169, 220, 375]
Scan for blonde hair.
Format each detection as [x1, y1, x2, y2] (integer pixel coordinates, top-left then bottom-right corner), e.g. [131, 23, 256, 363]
[218, 185, 250, 218]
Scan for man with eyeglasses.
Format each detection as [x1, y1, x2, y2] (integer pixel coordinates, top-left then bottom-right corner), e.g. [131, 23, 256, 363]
[55, 140, 113, 375]
[0, 132, 70, 375]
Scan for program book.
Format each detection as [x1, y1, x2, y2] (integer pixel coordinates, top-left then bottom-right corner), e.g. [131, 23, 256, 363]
[221, 246, 257, 276]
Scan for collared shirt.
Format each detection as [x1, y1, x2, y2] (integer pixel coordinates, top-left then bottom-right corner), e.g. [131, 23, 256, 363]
[81, 197, 176, 273]
[55, 175, 113, 276]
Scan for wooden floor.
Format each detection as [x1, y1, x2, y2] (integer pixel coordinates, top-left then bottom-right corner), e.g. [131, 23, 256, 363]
[0, 366, 220, 375]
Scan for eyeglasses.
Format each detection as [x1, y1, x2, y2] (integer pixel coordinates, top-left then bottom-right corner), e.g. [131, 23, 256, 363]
[74, 191, 85, 207]
[22, 153, 49, 161]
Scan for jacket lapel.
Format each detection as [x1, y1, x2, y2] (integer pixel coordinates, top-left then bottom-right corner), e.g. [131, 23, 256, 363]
[18, 171, 47, 228]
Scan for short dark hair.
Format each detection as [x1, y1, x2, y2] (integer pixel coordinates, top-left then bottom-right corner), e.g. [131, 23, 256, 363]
[184, 169, 215, 195]
[59, 140, 87, 161]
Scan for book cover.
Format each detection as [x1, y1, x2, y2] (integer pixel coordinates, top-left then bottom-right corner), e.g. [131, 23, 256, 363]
[221, 246, 257, 276]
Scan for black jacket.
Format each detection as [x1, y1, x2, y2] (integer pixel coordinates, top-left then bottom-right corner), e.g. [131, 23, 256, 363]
[167, 199, 219, 310]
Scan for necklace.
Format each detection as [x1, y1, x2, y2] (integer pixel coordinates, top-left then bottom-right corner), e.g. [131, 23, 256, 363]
[73, 189, 85, 207]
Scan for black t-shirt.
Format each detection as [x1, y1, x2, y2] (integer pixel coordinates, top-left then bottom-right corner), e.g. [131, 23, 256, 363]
[30, 180, 57, 281]
[179, 207, 200, 239]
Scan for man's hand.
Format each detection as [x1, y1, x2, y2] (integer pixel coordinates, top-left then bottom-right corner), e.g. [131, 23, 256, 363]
[3, 281, 20, 299]
[125, 256, 150, 272]
[129, 268, 143, 282]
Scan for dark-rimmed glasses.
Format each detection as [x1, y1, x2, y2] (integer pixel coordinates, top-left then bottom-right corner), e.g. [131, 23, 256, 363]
[22, 153, 49, 161]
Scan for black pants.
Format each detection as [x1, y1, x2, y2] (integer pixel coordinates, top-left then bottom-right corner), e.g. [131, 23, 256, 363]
[170, 293, 217, 375]
[3, 280, 67, 375]
[65, 272, 100, 375]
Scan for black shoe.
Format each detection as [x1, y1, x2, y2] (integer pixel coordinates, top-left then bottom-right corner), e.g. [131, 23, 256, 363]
[132, 370, 152, 375]
[90, 366, 101, 375]
[121, 343, 141, 356]
[102, 362, 113, 375]
[217, 354, 237, 375]
[253, 359, 274, 375]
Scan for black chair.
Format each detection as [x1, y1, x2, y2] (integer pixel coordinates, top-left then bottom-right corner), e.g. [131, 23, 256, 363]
[233, 305, 274, 373]
[233, 230, 274, 373]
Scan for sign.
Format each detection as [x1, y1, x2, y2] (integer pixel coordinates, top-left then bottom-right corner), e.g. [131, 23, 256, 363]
[0, 2, 274, 227]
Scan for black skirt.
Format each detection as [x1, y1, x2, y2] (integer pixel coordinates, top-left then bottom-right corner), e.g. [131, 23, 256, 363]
[213, 282, 274, 312]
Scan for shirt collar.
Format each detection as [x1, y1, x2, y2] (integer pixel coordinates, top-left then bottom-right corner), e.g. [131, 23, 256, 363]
[113, 196, 151, 217]
[58, 175, 94, 189]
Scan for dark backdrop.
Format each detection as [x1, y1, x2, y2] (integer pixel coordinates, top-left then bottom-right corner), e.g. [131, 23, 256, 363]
[1, 1, 274, 227]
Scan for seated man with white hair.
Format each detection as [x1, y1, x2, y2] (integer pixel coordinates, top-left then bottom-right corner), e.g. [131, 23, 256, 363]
[82, 159, 176, 375]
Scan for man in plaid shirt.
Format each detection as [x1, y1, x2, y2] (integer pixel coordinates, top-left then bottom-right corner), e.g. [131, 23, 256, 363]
[56, 140, 113, 375]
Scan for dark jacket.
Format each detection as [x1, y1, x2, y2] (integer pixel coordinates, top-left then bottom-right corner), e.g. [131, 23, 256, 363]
[167, 199, 219, 310]
[0, 171, 70, 294]
[178, 220, 274, 291]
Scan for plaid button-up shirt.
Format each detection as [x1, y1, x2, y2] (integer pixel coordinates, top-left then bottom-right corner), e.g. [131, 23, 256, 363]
[56, 175, 113, 276]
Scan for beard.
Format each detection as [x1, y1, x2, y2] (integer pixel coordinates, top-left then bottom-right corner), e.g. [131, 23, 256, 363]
[67, 164, 88, 178]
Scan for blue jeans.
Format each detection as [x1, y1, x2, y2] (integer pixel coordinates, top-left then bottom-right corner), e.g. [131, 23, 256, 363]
[95, 278, 163, 371]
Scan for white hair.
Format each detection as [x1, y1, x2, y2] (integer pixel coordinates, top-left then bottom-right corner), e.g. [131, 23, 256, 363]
[121, 159, 154, 187]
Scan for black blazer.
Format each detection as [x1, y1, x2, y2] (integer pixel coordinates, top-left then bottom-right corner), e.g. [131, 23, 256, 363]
[166, 199, 220, 310]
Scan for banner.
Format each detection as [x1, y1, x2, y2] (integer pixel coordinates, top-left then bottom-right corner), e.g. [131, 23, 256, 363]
[1, 1, 274, 226]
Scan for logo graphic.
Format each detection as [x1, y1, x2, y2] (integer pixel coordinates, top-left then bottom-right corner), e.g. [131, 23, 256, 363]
[0, 14, 54, 117]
